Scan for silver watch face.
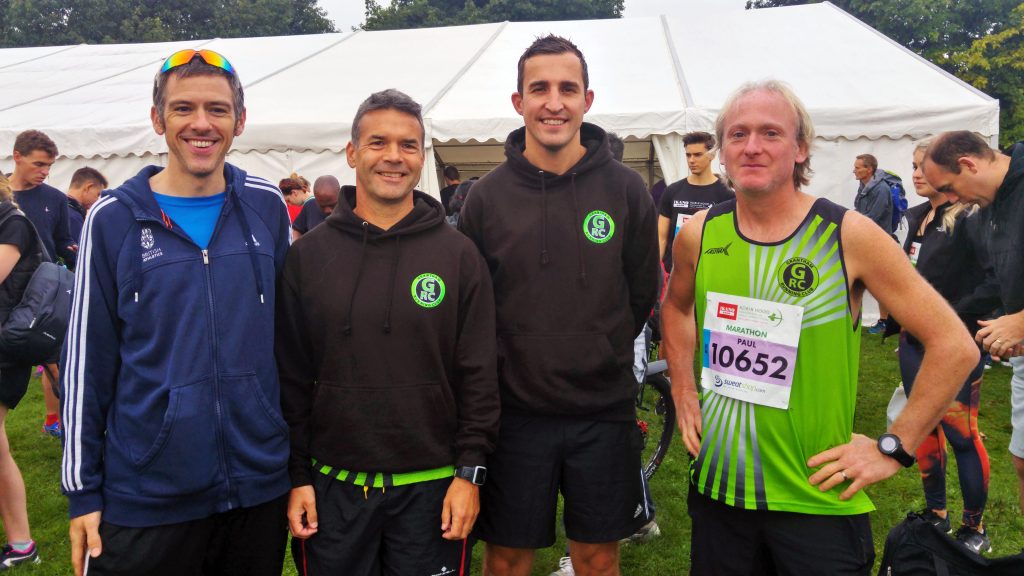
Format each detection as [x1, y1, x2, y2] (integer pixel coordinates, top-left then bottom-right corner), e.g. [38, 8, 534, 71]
[879, 436, 898, 453]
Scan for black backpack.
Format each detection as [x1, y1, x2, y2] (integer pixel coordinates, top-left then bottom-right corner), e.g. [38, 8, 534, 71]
[0, 211, 74, 366]
[878, 512, 1024, 575]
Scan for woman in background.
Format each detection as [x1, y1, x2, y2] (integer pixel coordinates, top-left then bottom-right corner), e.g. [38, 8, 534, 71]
[896, 141, 997, 554]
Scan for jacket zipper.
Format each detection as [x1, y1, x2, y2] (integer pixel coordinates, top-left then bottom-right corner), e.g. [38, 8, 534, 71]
[202, 246, 231, 509]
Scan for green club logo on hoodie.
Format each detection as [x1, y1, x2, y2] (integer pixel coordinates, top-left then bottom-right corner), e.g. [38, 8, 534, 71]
[583, 210, 615, 244]
[411, 273, 446, 308]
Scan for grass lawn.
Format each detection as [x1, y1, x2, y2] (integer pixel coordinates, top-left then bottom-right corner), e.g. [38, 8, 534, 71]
[4, 334, 1023, 575]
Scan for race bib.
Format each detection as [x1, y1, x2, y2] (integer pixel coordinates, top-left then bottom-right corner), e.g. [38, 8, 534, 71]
[909, 241, 921, 267]
[674, 213, 692, 236]
[701, 292, 803, 409]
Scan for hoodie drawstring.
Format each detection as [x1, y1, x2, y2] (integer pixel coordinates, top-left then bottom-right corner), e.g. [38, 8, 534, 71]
[383, 236, 400, 334]
[569, 173, 587, 286]
[539, 171, 550, 266]
[230, 193, 266, 304]
[343, 222, 370, 336]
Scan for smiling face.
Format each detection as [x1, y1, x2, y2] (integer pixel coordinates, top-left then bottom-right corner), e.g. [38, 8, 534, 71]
[719, 89, 808, 197]
[346, 108, 424, 210]
[151, 74, 245, 181]
[512, 52, 594, 158]
[11, 149, 55, 188]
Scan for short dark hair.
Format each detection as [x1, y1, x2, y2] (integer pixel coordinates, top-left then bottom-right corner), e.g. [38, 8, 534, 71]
[153, 56, 244, 123]
[606, 132, 625, 162]
[70, 167, 107, 189]
[855, 154, 878, 174]
[351, 89, 425, 146]
[517, 35, 589, 94]
[925, 131, 995, 174]
[683, 131, 715, 150]
[279, 178, 304, 195]
[444, 165, 460, 181]
[14, 130, 58, 157]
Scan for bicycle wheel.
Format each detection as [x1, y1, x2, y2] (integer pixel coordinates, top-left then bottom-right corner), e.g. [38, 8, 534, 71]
[636, 372, 675, 481]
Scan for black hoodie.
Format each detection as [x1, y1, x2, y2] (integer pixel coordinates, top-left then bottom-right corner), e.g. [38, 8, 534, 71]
[276, 187, 499, 487]
[459, 123, 659, 421]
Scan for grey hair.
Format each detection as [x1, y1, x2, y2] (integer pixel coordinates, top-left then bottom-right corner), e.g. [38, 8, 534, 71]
[351, 89, 425, 146]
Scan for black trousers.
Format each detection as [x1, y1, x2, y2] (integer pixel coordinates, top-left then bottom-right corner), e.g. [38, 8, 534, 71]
[86, 493, 288, 576]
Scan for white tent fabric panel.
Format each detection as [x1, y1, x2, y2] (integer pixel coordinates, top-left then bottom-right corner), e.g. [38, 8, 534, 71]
[651, 134, 685, 187]
[0, 2, 999, 207]
[671, 4, 997, 140]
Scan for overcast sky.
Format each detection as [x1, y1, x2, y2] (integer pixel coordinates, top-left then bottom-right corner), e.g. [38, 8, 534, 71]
[321, 0, 750, 31]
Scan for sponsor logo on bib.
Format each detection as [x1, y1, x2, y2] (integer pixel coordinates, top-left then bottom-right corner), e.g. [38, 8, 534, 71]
[717, 302, 738, 320]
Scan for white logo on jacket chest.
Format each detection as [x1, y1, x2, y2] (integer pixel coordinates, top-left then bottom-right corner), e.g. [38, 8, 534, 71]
[140, 227, 164, 262]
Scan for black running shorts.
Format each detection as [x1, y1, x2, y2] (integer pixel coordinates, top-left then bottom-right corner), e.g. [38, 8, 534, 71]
[0, 365, 33, 410]
[293, 474, 473, 576]
[474, 413, 650, 548]
[688, 487, 874, 575]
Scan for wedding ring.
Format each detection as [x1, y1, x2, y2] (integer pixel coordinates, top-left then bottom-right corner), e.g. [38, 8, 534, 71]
[840, 470, 849, 481]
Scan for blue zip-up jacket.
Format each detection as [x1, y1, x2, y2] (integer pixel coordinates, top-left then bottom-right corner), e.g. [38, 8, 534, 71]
[60, 164, 292, 527]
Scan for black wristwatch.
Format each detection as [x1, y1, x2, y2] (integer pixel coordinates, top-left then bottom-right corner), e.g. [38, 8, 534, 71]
[877, 433, 915, 467]
[455, 465, 487, 486]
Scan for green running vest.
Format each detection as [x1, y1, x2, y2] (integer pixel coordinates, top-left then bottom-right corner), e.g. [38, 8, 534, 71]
[691, 198, 873, 515]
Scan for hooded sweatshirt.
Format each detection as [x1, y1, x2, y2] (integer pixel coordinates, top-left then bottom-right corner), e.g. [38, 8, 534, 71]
[61, 164, 292, 527]
[277, 187, 499, 488]
[459, 123, 659, 421]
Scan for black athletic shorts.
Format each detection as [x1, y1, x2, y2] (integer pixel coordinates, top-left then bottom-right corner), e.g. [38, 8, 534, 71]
[85, 493, 288, 576]
[688, 486, 874, 576]
[293, 473, 473, 576]
[0, 365, 32, 410]
[474, 413, 650, 548]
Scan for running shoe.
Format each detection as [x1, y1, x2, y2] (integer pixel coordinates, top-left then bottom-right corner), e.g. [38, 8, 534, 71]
[866, 319, 887, 334]
[955, 526, 992, 554]
[620, 519, 661, 544]
[42, 420, 62, 440]
[0, 542, 40, 571]
[918, 509, 951, 534]
[549, 555, 575, 576]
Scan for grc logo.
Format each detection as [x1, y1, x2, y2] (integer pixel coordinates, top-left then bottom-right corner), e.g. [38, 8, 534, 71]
[717, 302, 738, 320]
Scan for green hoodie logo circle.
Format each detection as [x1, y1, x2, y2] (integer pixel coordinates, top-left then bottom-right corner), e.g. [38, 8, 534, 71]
[411, 273, 446, 308]
[583, 210, 615, 244]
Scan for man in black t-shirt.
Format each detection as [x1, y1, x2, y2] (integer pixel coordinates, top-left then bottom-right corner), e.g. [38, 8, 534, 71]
[658, 131, 733, 271]
[291, 175, 340, 240]
[9, 129, 76, 441]
[439, 165, 461, 213]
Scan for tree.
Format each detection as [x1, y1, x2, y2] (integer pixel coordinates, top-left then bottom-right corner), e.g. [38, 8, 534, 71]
[363, 0, 624, 31]
[0, 0, 335, 47]
[956, 3, 1024, 147]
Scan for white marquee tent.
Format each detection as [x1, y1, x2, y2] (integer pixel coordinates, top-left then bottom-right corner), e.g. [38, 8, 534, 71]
[0, 1, 998, 210]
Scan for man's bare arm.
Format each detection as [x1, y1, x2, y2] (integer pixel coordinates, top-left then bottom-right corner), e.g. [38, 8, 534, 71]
[808, 211, 977, 499]
[661, 210, 708, 456]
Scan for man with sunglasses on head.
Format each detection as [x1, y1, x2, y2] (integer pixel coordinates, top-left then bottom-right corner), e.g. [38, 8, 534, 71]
[60, 49, 292, 576]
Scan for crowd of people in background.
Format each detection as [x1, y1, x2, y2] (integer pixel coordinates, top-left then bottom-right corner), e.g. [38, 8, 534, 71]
[0, 33, 1022, 576]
